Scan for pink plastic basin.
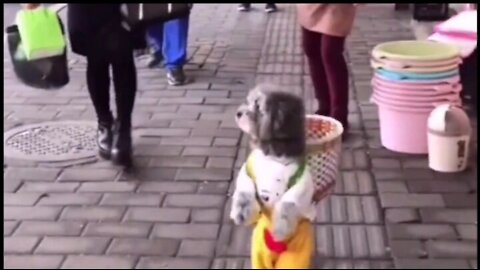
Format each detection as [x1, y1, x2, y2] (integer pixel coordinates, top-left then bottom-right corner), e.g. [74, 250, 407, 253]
[372, 91, 461, 108]
[373, 85, 461, 103]
[372, 95, 431, 154]
[372, 77, 462, 95]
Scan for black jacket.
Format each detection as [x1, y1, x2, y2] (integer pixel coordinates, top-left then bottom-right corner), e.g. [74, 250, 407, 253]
[67, 4, 146, 56]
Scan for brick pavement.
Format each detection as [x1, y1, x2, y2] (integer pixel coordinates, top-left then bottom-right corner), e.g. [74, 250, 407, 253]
[3, 4, 477, 269]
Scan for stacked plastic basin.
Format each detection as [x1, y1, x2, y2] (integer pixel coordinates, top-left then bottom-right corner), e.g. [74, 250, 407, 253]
[370, 40, 462, 154]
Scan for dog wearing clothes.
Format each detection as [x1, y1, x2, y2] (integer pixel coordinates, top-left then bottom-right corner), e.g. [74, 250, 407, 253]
[230, 84, 316, 269]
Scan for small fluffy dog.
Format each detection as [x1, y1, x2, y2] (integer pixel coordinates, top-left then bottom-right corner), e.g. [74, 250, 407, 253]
[231, 84, 316, 269]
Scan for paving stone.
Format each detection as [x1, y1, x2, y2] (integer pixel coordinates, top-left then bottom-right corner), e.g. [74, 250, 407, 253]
[4, 236, 40, 253]
[78, 182, 138, 193]
[137, 257, 211, 269]
[426, 240, 477, 258]
[38, 193, 102, 206]
[125, 207, 190, 222]
[176, 168, 231, 181]
[149, 157, 206, 168]
[61, 206, 125, 221]
[380, 193, 445, 208]
[153, 224, 219, 239]
[16, 221, 85, 236]
[21, 183, 79, 193]
[390, 240, 427, 258]
[108, 238, 180, 256]
[36, 237, 110, 254]
[164, 194, 225, 208]
[207, 157, 235, 169]
[420, 209, 477, 224]
[133, 145, 184, 157]
[4, 255, 64, 269]
[160, 137, 213, 146]
[387, 224, 457, 240]
[101, 193, 163, 206]
[130, 168, 177, 181]
[216, 225, 251, 257]
[407, 180, 471, 193]
[58, 168, 119, 182]
[377, 181, 408, 193]
[62, 255, 136, 269]
[192, 209, 222, 223]
[83, 222, 151, 238]
[443, 194, 477, 208]
[5, 167, 60, 181]
[179, 240, 216, 257]
[456, 225, 477, 240]
[137, 182, 198, 193]
[385, 208, 420, 224]
[4, 221, 19, 236]
[5, 206, 62, 221]
[183, 146, 237, 157]
[395, 258, 471, 269]
[4, 193, 43, 206]
[211, 258, 250, 269]
[197, 182, 230, 194]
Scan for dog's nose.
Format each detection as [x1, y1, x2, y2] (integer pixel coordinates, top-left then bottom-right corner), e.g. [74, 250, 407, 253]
[236, 111, 243, 118]
[261, 195, 269, 202]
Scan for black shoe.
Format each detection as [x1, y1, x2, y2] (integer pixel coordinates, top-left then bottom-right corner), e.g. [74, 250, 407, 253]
[97, 122, 113, 159]
[238, 4, 251, 11]
[265, 4, 278, 13]
[111, 121, 133, 167]
[147, 55, 163, 69]
[167, 68, 186, 86]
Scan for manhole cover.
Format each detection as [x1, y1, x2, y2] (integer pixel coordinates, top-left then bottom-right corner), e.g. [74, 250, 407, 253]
[4, 121, 98, 162]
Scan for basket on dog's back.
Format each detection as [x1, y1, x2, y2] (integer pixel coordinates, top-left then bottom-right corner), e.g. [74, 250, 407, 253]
[305, 115, 344, 203]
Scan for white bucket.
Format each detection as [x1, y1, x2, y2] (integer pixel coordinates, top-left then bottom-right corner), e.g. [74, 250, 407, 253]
[428, 132, 470, 172]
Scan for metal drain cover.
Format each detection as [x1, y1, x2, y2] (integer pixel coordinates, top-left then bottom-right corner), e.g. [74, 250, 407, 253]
[4, 121, 97, 162]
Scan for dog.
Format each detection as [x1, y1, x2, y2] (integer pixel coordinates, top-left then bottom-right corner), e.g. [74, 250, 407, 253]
[230, 84, 316, 269]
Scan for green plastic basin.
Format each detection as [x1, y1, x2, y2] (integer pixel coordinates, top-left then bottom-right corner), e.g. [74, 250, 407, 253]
[372, 40, 460, 61]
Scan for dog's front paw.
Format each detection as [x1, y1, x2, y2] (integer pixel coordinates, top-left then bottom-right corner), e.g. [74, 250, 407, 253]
[272, 202, 299, 241]
[230, 192, 259, 225]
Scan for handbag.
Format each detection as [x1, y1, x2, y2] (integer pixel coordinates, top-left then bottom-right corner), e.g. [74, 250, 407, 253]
[121, 3, 192, 28]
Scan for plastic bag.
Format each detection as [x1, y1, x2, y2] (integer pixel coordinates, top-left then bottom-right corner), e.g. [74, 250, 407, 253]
[5, 18, 69, 90]
[16, 8, 66, 60]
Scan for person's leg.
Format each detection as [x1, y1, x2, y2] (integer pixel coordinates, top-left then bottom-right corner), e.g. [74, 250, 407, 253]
[108, 26, 138, 166]
[146, 22, 164, 68]
[86, 52, 114, 159]
[265, 3, 278, 13]
[238, 3, 251, 11]
[301, 27, 330, 116]
[163, 16, 189, 85]
[320, 33, 349, 131]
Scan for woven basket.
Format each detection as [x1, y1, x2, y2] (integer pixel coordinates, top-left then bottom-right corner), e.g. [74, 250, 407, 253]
[305, 115, 344, 203]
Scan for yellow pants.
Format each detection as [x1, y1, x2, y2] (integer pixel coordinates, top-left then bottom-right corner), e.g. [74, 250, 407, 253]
[251, 214, 314, 269]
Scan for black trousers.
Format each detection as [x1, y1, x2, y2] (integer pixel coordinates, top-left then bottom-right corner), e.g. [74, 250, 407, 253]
[86, 22, 137, 129]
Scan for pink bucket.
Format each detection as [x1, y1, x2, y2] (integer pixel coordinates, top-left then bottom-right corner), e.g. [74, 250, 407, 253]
[371, 95, 433, 154]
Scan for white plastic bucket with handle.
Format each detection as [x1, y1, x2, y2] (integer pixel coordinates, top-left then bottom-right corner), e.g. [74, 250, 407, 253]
[427, 104, 472, 172]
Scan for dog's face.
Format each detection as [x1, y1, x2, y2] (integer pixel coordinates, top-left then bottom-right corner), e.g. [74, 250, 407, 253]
[235, 84, 306, 157]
